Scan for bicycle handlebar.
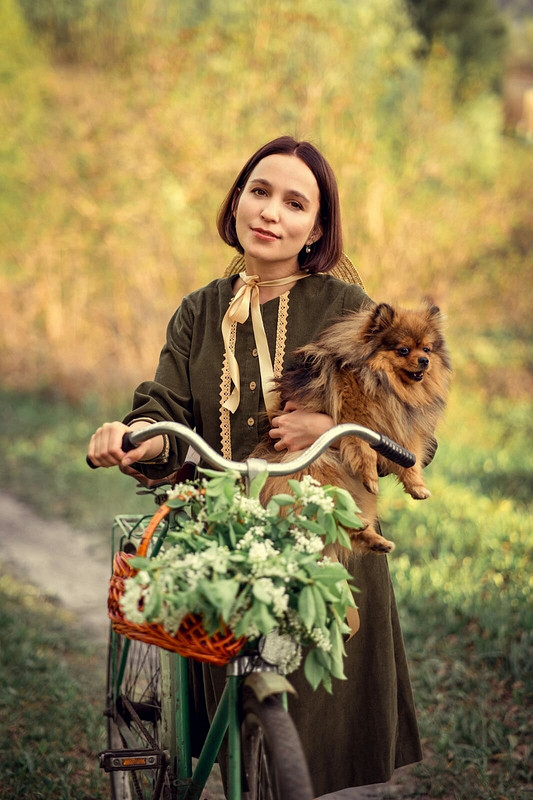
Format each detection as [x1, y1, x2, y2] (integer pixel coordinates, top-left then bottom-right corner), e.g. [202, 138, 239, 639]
[87, 421, 415, 478]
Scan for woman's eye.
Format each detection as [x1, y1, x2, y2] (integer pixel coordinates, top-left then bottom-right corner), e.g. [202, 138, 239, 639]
[288, 200, 303, 210]
[397, 347, 410, 356]
[251, 187, 267, 197]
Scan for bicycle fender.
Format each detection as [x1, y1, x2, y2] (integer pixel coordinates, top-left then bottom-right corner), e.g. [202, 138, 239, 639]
[244, 672, 297, 702]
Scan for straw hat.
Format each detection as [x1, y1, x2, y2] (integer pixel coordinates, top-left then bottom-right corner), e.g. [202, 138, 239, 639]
[223, 253, 365, 289]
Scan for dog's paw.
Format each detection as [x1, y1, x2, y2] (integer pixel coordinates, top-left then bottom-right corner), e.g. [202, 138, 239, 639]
[371, 538, 395, 553]
[407, 485, 431, 500]
[363, 477, 379, 495]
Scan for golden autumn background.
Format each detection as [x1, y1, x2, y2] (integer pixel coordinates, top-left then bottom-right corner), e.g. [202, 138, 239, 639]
[0, 0, 532, 797]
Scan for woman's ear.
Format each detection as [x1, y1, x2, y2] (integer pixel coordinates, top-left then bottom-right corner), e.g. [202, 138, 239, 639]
[231, 188, 241, 218]
[307, 222, 322, 246]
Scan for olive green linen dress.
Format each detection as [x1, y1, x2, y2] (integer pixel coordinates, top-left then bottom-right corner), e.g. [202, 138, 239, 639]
[124, 272, 422, 795]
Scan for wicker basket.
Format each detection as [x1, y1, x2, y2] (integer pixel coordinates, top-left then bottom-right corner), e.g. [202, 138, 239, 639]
[108, 503, 246, 665]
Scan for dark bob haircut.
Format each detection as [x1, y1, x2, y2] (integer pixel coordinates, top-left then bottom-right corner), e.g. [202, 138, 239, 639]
[217, 136, 343, 274]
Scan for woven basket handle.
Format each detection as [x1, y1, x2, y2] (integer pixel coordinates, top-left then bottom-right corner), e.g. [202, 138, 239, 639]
[136, 503, 172, 557]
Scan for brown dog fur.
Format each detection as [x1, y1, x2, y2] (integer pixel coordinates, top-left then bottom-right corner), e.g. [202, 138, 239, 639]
[251, 302, 451, 559]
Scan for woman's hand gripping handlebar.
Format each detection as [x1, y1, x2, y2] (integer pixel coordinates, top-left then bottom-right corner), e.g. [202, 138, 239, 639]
[86, 421, 416, 481]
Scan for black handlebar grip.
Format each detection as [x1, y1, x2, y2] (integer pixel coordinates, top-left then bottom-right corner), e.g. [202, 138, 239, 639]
[86, 431, 137, 469]
[371, 435, 416, 468]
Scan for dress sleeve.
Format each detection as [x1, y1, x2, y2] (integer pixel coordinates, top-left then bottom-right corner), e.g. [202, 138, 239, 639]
[342, 282, 374, 312]
[122, 298, 195, 477]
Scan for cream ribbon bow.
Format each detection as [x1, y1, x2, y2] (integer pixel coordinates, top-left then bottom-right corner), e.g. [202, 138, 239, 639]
[222, 271, 309, 416]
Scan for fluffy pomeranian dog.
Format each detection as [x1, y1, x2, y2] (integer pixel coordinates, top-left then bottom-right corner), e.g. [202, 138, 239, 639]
[252, 302, 451, 558]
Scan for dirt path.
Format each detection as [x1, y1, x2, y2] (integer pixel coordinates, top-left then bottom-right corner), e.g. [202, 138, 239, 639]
[0, 490, 420, 799]
[0, 490, 110, 642]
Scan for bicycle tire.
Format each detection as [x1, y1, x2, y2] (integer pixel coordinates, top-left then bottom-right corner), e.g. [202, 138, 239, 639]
[106, 630, 176, 800]
[241, 687, 314, 800]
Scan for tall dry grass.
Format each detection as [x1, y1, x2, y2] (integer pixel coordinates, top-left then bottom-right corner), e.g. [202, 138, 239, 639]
[1, 0, 531, 401]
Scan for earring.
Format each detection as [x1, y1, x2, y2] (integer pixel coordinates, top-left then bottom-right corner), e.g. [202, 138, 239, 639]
[305, 244, 311, 254]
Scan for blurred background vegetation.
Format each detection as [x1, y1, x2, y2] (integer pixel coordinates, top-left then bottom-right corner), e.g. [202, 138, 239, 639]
[0, 0, 531, 797]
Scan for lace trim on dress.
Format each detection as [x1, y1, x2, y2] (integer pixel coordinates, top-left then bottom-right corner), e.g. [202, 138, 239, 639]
[273, 293, 289, 379]
[218, 292, 290, 459]
[219, 318, 237, 460]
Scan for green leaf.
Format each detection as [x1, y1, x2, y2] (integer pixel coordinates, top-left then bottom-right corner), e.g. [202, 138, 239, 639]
[328, 621, 347, 680]
[270, 493, 296, 506]
[166, 497, 189, 509]
[249, 470, 268, 498]
[298, 585, 316, 630]
[297, 519, 325, 535]
[144, 585, 161, 620]
[323, 513, 338, 545]
[227, 522, 237, 549]
[336, 526, 353, 550]
[287, 479, 302, 497]
[129, 556, 152, 570]
[252, 582, 273, 604]
[255, 600, 277, 634]
[333, 509, 363, 530]
[232, 606, 256, 638]
[331, 486, 360, 513]
[312, 585, 327, 628]
[321, 670, 333, 694]
[304, 648, 324, 691]
[197, 579, 239, 621]
[266, 499, 280, 517]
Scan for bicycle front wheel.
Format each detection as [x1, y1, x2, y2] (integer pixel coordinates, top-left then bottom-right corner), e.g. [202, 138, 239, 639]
[241, 687, 314, 800]
[106, 631, 176, 800]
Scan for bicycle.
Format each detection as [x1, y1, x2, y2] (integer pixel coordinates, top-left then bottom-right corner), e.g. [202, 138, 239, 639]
[88, 421, 415, 800]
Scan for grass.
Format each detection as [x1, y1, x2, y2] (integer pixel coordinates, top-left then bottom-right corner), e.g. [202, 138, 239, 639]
[379, 386, 533, 799]
[0, 383, 531, 799]
[0, 568, 108, 800]
[0, 388, 155, 535]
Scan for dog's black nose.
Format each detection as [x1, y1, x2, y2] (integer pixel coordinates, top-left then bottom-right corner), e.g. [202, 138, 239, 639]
[418, 356, 429, 368]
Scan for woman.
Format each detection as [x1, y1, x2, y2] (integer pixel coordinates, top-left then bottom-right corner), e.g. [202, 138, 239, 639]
[88, 136, 422, 796]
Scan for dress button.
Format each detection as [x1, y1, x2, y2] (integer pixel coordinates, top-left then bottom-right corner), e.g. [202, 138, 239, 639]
[252, 348, 258, 357]
[247, 417, 255, 427]
[249, 381, 257, 391]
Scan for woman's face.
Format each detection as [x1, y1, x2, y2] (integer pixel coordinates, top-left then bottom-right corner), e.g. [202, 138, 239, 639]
[234, 153, 321, 275]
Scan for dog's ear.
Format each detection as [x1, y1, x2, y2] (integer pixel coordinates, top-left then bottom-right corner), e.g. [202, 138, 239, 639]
[368, 303, 395, 334]
[422, 299, 441, 319]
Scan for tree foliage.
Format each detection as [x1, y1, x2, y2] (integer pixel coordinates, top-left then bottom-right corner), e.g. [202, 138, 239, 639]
[406, 0, 508, 96]
[0, 0, 529, 399]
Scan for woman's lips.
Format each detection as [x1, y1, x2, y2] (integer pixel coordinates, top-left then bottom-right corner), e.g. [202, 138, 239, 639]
[252, 227, 279, 241]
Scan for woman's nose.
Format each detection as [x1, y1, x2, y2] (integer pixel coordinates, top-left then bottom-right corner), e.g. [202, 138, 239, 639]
[260, 198, 280, 222]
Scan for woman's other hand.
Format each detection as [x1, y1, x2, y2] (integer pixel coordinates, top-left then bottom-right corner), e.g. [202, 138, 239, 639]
[87, 420, 164, 468]
[268, 401, 334, 452]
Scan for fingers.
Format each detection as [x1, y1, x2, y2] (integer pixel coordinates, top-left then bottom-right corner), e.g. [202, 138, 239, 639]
[268, 417, 286, 451]
[88, 421, 130, 468]
[268, 410, 335, 453]
[282, 400, 298, 412]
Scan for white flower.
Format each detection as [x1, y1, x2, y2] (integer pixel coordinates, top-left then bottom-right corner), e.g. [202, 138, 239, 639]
[233, 495, 268, 520]
[160, 604, 188, 635]
[167, 483, 203, 502]
[298, 475, 335, 513]
[248, 540, 279, 562]
[120, 580, 148, 624]
[270, 585, 289, 615]
[311, 627, 332, 652]
[290, 526, 324, 554]
[236, 526, 267, 550]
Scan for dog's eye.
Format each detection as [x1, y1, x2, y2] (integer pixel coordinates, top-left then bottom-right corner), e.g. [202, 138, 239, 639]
[423, 347, 431, 354]
[397, 347, 410, 356]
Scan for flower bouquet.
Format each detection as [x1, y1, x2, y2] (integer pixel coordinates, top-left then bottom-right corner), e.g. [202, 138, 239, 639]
[120, 469, 363, 692]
